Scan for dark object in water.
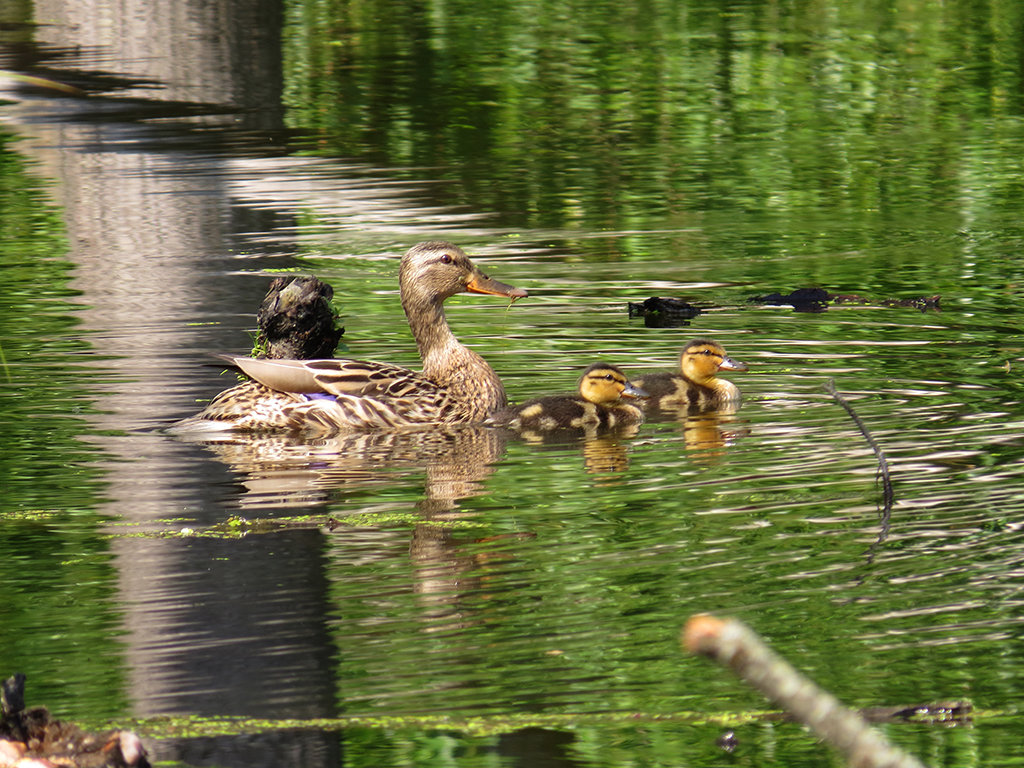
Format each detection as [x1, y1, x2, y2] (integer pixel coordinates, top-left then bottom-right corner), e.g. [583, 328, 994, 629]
[836, 294, 942, 311]
[715, 730, 738, 753]
[628, 297, 702, 327]
[256, 275, 344, 359]
[753, 288, 831, 313]
[0, 674, 150, 767]
[751, 289, 941, 313]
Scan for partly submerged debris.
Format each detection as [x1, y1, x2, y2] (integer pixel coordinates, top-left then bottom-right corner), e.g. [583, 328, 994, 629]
[749, 289, 941, 313]
[0, 674, 150, 768]
[630, 290, 940, 322]
[627, 297, 702, 327]
[683, 615, 949, 768]
[254, 275, 344, 360]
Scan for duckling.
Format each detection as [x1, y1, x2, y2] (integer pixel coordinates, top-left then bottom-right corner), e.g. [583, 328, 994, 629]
[493, 363, 649, 431]
[632, 339, 747, 410]
[175, 241, 527, 433]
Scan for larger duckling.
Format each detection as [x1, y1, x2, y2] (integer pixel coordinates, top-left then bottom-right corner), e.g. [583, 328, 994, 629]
[175, 242, 527, 433]
[632, 339, 747, 410]
[493, 363, 649, 431]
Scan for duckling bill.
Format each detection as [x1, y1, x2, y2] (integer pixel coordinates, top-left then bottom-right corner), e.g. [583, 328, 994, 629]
[632, 339, 747, 410]
[493, 363, 649, 431]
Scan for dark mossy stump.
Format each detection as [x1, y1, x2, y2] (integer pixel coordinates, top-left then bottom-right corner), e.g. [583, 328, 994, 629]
[255, 275, 344, 360]
[0, 674, 150, 768]
[170, 275, 345, 433]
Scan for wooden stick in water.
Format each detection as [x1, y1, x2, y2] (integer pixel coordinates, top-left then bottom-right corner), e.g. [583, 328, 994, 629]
[683, 614, 928, 768]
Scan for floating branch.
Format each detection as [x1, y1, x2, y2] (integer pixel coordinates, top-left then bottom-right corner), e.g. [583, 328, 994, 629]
[683, 615, 928, 768]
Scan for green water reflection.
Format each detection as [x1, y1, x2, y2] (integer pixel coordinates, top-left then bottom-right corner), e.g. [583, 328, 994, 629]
[3, 0, 1024, 765]
[0, 133, 125, 718]
[274, 1, 1024, 758]
[283, 0, 1024, 243]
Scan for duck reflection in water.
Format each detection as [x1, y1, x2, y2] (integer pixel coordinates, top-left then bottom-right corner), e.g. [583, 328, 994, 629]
[175, 423, 507, 511]
[175, 422, 531, 635]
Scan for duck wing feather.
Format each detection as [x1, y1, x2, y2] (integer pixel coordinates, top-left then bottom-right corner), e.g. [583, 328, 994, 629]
[221, 355, 436, 399]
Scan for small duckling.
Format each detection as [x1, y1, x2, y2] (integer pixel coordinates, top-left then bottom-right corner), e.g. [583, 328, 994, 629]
[632, 339, 747, 409]
[494, 363, 649, 431]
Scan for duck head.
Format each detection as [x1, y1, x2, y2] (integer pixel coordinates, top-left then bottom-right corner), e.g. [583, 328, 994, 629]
[578, 363, 649, 405]
[680, 339, 748, 384]
[399, 241, 528, 304]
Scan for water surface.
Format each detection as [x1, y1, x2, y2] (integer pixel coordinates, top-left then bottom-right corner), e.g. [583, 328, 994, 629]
[2, 1, 1024, 766]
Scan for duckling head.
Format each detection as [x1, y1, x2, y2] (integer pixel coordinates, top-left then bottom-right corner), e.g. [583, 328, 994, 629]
[679, 339, 748, 384]
[400, 241, 528, 304]
[578, 363, 649, 405]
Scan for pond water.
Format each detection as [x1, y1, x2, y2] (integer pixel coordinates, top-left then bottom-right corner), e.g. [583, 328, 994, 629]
[2, 1, 1024, 766]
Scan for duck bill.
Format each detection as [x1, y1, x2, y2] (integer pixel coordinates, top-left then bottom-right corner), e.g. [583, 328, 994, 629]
[719, 355, 748, 372]
[621, 382, 650, 399]
[466, 271, 529, 299]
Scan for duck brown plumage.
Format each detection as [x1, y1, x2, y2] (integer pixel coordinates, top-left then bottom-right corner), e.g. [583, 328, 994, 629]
[174, 242, 527, 433]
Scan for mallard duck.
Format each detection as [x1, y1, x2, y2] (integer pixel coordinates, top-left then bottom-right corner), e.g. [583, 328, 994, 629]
[632, 339, 747, 409]
[492, 363, 649, 431]
[175, 242, 527, 432]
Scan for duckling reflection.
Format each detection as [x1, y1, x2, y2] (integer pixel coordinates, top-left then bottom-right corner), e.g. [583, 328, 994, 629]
[676, 407, 750, 462]
[633, 339, 747, 411]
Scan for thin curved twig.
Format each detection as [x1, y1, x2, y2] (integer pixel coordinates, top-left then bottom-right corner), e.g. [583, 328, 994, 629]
[824, 379, 894, 542]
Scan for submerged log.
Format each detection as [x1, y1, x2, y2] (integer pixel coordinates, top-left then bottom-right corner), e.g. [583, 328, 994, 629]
[753, 287, 832, 312]
[0, 675, 149, 768]
[255, 275, 343, 360]
[628, 290, 940, 322]
[748, 289, 941, 313]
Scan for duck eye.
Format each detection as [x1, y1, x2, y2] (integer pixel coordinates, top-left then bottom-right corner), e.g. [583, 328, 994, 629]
[440, 253, 454, 264]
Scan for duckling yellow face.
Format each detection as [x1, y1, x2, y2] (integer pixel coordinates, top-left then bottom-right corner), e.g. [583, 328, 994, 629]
[679, 340, 748, 384]
[578, 364, 649, 405]
[400, 241, 527, 302]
